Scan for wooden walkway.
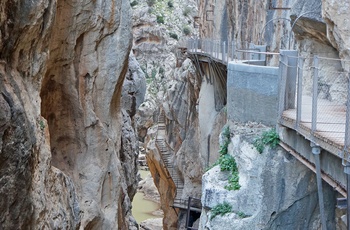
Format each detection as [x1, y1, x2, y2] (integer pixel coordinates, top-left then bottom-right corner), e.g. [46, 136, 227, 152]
[279, 95, 349, 160]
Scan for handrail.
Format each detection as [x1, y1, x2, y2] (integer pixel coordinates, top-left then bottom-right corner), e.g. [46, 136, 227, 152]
[186, 39, 270, 64]
[155, 109, 186, 209]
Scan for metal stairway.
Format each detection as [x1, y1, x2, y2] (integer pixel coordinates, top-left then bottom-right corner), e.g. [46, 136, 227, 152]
[155, 110, 185, 209]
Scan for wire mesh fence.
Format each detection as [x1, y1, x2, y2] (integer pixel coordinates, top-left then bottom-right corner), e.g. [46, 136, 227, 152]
[186, 38, 272, 65]
[278, 53, 350, 161]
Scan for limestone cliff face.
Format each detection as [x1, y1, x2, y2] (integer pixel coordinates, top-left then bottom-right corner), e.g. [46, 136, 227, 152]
[197, 0, 349, 229]
[0, 0, 140, 229]
[200, 123, 336, 230]
[131, 0, 204, 229]
[198, 0, 292, 54]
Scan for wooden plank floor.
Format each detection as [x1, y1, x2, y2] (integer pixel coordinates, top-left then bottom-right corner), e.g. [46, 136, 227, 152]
[281, 95, 347, 153]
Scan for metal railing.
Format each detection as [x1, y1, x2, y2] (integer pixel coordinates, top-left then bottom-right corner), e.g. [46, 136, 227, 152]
[186, 39, 268, 64]
[278, 53, 350, 161]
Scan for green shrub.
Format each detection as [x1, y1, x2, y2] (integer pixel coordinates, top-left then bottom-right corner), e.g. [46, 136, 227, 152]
[157, 15, 165, 24]
[237, 211, 249, 218]
[218, 140, 229, 155]
[218, 154, 236, 172]
[167, 1, 173, 8]
[225, 171, 240, 191]
[216, 126, 241, 191]
[146, 0, 156, 7]
[39, 120, 45, 130]
[158, 67, 165, 75]
[151, 68, 157, 79]
[222, 125, 230, 139]
[169, 32, 178, 40]
[130, 1, 138, 7]
[183, 6, 191, 16]
[182, 26, 191, 35]
[253, 128, 280, 154]
[210, 202, 232, 220]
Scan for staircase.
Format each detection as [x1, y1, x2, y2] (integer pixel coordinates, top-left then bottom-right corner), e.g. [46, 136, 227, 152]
[155, 110, 185, 209]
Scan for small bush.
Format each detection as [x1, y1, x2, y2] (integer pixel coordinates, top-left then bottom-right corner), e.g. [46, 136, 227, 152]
[210, 202, 232, 220]
[167, 1, 174, 8]
[151, 68, 157, 79]
[225, 171, 240, 191]
[222, 125, 230, 139]
[253, 128, 280, 154]
[146, 0, 156, 7]
[130, 1, 138, 7]
[169, 32, 178, 40]
[237, 211, 249, 218]
[39, 120, 45, 130]
[218, 154, 236, 172]
[182, 26, 191, 35]
[183, 6, 191, 17]
[157, 15, 164, 24]
[158, 67, 165, 75]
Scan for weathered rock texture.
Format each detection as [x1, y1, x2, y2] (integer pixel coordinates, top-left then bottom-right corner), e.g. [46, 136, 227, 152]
[0, 0, 142, 229]
[199, 123, 336, 230]
[145, 126, 178, 230]
[198, 0, 292, 57]
[131, 0, 206, 229]
[197, 0, 350, 229]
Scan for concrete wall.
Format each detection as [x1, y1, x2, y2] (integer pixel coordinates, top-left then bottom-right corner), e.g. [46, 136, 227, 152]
[227, 63, 279, 125]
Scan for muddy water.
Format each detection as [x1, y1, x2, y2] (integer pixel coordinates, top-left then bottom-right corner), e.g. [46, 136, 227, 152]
[132, 170, 160, 224]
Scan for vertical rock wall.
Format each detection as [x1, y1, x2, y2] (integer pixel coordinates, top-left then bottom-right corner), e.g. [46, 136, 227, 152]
[200, 126, 336, 230]
[0, 0, 140, 229]
[197, 0, 349, 229]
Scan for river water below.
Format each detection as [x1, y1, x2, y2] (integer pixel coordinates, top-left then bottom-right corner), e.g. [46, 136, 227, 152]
[132, 170, 160, 224]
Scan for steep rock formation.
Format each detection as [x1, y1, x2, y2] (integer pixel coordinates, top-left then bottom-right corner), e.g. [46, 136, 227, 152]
[197, 0, 349, 229]
[1, 0, 141, 229]
[199, 123, 336, 230]
[323, 0, 350, 61]
[131, 0, 204, 229]
[198, 0, 292, 54]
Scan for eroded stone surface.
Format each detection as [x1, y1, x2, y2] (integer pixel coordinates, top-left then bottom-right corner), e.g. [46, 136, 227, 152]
[200, 124, 336, 230]
[0, 0, 141, 229]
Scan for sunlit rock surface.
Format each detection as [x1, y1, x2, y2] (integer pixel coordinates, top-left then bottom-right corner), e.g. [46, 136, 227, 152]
[0, 0, 142, 229]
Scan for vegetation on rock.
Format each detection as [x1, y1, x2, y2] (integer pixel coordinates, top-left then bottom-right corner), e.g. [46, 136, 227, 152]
[253, 128, 280, 154]
[169, 32, 178, 40]
[218, 126, 241, 191]
[210, 202, 232, 220]
[182, 26, 191, 35]
[156, 15, 165, 24]
[130, 1, 138, 7]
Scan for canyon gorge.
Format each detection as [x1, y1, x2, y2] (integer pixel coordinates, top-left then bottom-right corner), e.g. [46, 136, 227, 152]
[1, 0, 350, 229]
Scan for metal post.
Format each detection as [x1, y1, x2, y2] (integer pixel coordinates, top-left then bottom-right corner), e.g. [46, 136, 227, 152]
[312, 56, 319, 133]
[278, 54, 288, 122]
[195, 38, 198, 53]
[344, 74, 350, 162]
[312, 144, 327, 229]
[231, 41, 234, 61]
[344, 74, 350, 230]
[344, 164, 350, 230]
[296, 57, 304, 131]
[185, 197, 192, 229]
[223, 41, 226, 63]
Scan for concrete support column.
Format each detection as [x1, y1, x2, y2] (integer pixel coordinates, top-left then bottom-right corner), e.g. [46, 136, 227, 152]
[312, 144, 327, 229]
